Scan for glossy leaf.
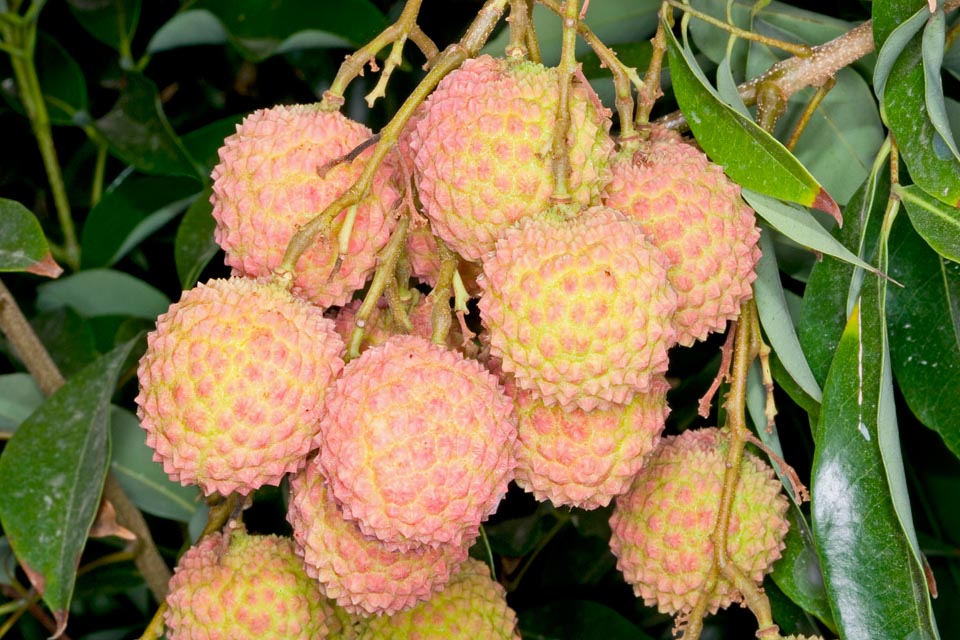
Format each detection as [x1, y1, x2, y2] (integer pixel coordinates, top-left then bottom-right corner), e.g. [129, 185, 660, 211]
[483, 0, 660, 64]
[771, 503, 836, 631]
[0, 33, 89, 126]
[109, 406, 200, 522]
[36, 269, 170, 320]
[66, 0, 140, 60]
[873, 5, 928, 102]
[31, 308, 100, 377]
[181, 114, 245, 176]
[0, 339, 139, 633]
[922, 8, 960, 161]
[876, 12, 960, 205]
[811, 283, 939, 639]
[0, 198, 62, 277]
[147, 0, 387, 61]
[897, 183, 960, 263]
[81, 174, 202, 268]
[94, 72, 201, 178]
[755, 228, 823, 402]
[887, 214, 960, 460]
[798, 158, 888, 386]
[0, 373, 43, 432]
[518, 599, 653, 640]
[174, 187, 219, 289]
[665, 22, 840, 221]
[743, 190, 874, 272]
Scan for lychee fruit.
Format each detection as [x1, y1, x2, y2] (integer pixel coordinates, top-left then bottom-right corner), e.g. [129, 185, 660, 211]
[287, 456, 469, 615]
[512, 375, 670, 509]
[409, 55, 615, 261]
[358, 558, 521, 639]
[602, 128, 760, 345]
[608, 427, 790, 615]
[164, 529, 340, 639]
[136, 277, 345, 496]
[211, 105, 399, 308]
[319, 334, 516, 550]
[478, 205, 677, 411]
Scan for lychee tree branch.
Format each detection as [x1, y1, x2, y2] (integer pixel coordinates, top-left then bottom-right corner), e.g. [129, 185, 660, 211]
[665, 0, 812, 57]
[276, 0, 510, 281]
[428, 237, 458, 346]
[0, 278, 171, 605]
[507, 0, 533, 58]
[633, 3, 669, 133]
[537, 0, 642, 140]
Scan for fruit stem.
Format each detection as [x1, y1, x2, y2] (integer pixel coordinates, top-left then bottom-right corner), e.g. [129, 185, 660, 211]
[277, 0, 510, 280]
[783, 76, 835, 151]
[507, 0, 533, 58]
[408, 26, 440, 67]
[0, 278, 172, 605]
[523, 0, 542, 63]
[633, 3, 669, 133]
[348, 213, 411, 359]
[428, 236, 458, 346]
[537, 0, 642, 144]
[663, 0, 812, 57]
[321, 0, 425, 110]
[548, 0, 581, 203]
[0, 11, 80, 271]
[683, 300, 777, 639]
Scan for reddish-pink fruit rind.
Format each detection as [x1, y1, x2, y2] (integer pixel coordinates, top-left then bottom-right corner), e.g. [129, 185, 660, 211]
[211, 105, 398, 307]
[288, 457, 468, 615]
[136, 277, 345, 496]
[410, 55, 614, 261]
[608, 428, 789, 615]
[479, 206, 677, 411]
[513, 377, 669, 509]
[319, 335, 516, 550]
[359, 558, 521, 639]
[603, 136, 760, 346]
[165, 530, 339, 640]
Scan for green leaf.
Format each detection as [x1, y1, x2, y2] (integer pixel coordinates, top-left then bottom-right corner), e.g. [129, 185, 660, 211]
[483, 502, 558, 557]
[31, 308, 100, 377]
[897, 183, 960, 263]
[811, 278, 939, 639]
[174, 187, 220, 289]
[109, 406, 200, 522]
[518, 599, 654, 640]
[94, 72, 201, 178]
[0, 198, 62, 277]
[147, 0, 387, 61]
[873, 5, 928, 102]
[36, 269, 170, 320]
[743, 190, 875, 273]
[783, 69, 885, 207]
[483, 0, 661, 64]
[0, 339, 140, 634]
[887, 214, 960, 460]
[0, 373, 43, 432]
[879, 22, 960, 205]
[755, 229, 822, 402]
[664, 21, 840, 221]
[921, 8, 960, 162]
[0, 537, 16, 587]
[0, 33, 89, 126]
[770, 504, 836, 631]
[66, 0, 140, 62]
[81, 173, 202, 269]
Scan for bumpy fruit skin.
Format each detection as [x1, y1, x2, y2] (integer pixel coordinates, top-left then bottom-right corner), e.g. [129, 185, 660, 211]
[136, 277, 345, 495]
[410, 55, 615, 261]
[211, 105, 399, 307]
[603, 131, 760, 345]
[608, 427, 789, 615]
[359, 558, 521, 639]
[479, 206, 677, 411]
[319, 335, 516, 550]
[165, 530, 340, 640]
[287, 456, 469, 615]
[512, 375, 670, 509]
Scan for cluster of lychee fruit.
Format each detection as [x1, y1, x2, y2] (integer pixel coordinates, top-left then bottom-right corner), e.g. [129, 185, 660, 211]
[135, 51, 793, 638]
